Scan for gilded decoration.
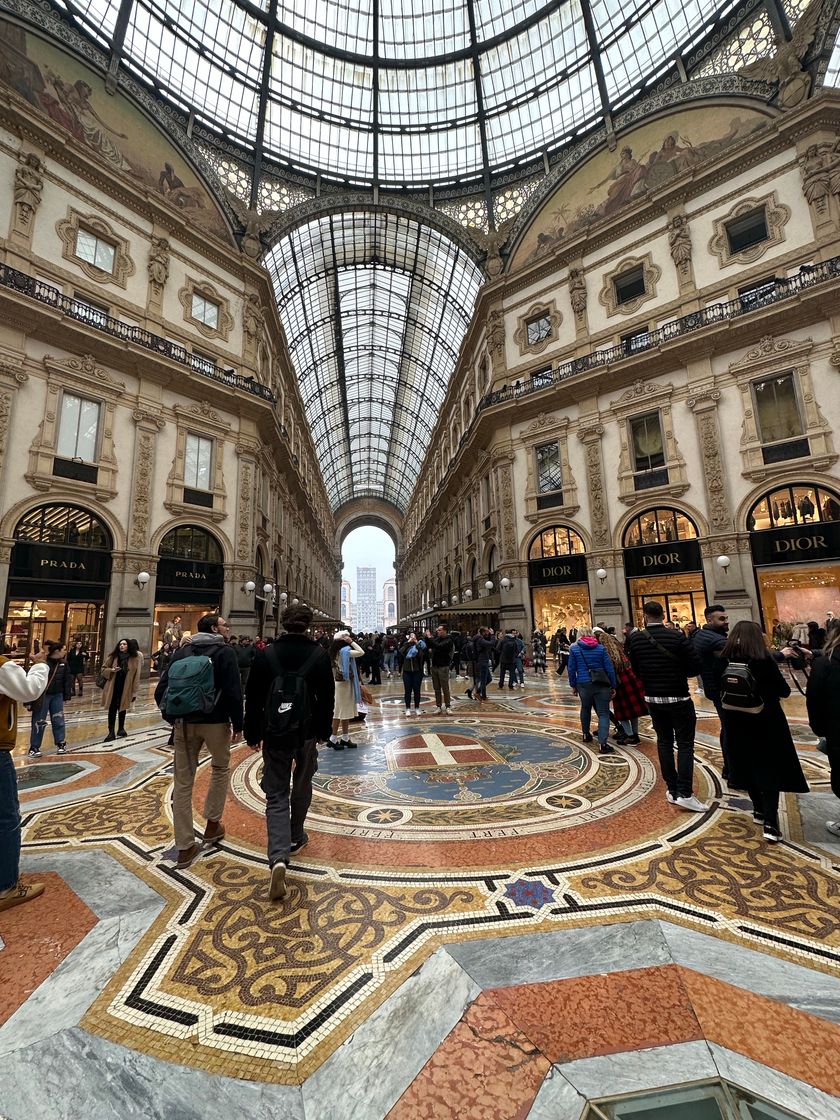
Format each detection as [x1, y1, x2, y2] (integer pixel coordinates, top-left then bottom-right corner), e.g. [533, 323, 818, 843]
[708, 192, 791, 268]
[177, 278, 235, 342]
[56, 209, 136, 289]
[513, 301, 562, 357]
[598, 254, 662, 318]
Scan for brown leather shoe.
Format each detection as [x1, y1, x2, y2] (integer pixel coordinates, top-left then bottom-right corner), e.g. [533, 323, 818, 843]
[203, 819, 225, 844]
[176, 843, 201, 869]
[0, 880, 45, 912]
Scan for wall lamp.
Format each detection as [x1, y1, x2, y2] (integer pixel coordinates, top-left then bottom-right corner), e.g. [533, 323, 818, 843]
[500, 577, 512, 591]
[484, 580, 494, 591]
[242, 580, 256, 595]
[135, 570, 151, 590]
[716, 554, 731, 572]
[595, 568, 608, 584]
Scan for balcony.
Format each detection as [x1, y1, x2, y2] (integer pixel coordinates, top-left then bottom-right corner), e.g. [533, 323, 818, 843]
[0, 263, 276, 403]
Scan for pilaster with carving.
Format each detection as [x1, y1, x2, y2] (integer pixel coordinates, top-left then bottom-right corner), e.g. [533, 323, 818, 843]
[492, 451, 518, 560]
[686, 388, 731, 533]
[568, 263, 588, 340]
[129, 410, 165, 552]
[577, 423, 610, 553]
[667, 207, 695, 294]
[146, 235, 170, 312]
[485, 308, 507, 380]
[235, 443, 258, 566]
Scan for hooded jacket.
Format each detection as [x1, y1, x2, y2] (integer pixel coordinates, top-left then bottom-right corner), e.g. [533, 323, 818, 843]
[567, 636, 617, 689]
[0, 657, 49, 750]
[155, 632, 243, 732]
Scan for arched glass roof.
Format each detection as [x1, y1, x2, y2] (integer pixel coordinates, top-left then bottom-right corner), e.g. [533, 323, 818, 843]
[265, 212, 484, 512]
[54, 0, 760, 191]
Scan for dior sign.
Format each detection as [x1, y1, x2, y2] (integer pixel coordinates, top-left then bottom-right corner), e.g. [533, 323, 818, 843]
[750, 522, 840, 567]
[528, 555, 588, 586]
[623, 539, 702, 578]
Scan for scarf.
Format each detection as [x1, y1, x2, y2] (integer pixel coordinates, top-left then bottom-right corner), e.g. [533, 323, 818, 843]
[338, 644, 361, 705]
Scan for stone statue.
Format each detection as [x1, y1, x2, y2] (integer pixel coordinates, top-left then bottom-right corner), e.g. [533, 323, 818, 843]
[147, 236, 170, 288]
[14, 153, 43, 227]
[667, 214, 692, 276]
[244, 292, 266, 340]
[225, 190, 281, 260]
[739, 0, 820, 109]
[568, 268, 587, 316]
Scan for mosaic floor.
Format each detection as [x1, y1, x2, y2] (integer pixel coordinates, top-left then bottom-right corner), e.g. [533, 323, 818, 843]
[2, 672, 839, 1119]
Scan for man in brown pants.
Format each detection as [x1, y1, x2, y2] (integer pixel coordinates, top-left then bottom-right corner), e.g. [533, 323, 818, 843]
[155, 614, 243, 868]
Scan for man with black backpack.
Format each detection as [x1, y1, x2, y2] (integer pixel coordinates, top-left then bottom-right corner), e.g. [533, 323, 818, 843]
[155, 614, 243, 869]
[245, 604, 334, 902]
[497, 630, 519, 691]
[626, 601, 710, 813]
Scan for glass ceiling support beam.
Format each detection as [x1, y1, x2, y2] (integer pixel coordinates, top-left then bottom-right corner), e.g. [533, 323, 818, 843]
[104, 0, 135, 92]
[372, 0, 380, 198]
[579, 0, 613, 130]
[465, 0, 496, 228]
[328, 221, 355, 501]
[250, 0, 278, 210]
[765, 0, 793, 42]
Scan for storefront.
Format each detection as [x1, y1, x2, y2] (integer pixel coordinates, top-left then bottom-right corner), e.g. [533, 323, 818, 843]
[623, 508, 706, 627]
[154, 525, 225, 650]
[2, 503, 112, 666]
[528, 526, 591, 633]
[747, 483, 840, 642]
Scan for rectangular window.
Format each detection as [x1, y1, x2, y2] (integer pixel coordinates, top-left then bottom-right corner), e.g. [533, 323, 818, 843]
[184, 433, 213, 491]
[753, 373, 803, 444]
[630, 411, 668, 489]
[72, 292, 109, 326]
[56, 393, 101, 462]
[535, 441, 563, 494]
[75, 228, 115, 273]
[191, 292, 219, 329]
[726, 207, 768, 254]
[613, 265, 646, 305]
[526, 314, 551, 346]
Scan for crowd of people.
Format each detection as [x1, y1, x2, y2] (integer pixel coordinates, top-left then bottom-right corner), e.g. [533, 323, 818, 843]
[2, 599, 839, 916]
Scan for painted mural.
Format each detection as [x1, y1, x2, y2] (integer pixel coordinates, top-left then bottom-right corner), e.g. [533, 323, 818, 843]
[511, 105, 772, 270]
[0, 20, 230, 241]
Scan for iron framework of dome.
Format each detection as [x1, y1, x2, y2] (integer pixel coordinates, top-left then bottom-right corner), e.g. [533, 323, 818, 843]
[37, 0, 820, 204]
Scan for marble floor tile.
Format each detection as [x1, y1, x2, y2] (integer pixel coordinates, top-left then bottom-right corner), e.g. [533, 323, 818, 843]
[526, 1068, 588, 1120]
[20, 849, 165, 920]
[795, 791, 840, 858]
[444, 919, 672, 988]
[708, 1042, 840, 1120]
[556, 1040, 718, 1099]
[301, 947, 480, 1120]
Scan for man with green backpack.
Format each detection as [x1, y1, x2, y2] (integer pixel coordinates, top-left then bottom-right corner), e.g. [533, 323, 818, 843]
[155, 613, 243, 869]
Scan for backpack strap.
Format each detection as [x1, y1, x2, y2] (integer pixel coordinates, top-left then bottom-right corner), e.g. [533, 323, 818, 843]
[641, 628, 683, 665]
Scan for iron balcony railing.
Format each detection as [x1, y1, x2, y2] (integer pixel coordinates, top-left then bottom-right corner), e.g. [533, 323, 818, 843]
[0, 262, 276, 402]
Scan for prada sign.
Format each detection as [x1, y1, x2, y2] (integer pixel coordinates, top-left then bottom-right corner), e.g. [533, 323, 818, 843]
[528, 554, 588, 586]
[9, 541, 112, 600]
[750, 521, 840, 567]
[157, 557, 224, 603]
[624, 539, 703, 578]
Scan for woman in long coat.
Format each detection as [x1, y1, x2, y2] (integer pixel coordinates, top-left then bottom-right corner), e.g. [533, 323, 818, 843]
[806, 621, 840, 837]
[101, 638, 143, 742]
[717, 621, 807, 842]
[329, 631, 364, 750]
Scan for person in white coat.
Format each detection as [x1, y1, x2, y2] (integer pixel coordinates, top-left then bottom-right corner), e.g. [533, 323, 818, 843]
[0, 651, 50, 912]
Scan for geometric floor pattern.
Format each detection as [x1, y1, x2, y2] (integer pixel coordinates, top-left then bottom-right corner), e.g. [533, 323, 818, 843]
[2, 672, 838, 1117]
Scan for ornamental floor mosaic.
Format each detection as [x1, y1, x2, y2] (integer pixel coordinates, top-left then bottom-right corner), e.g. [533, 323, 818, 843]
[2, 672, 839, 1119]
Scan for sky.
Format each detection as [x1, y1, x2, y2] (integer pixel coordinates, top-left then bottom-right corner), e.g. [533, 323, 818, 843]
[341, 526, 395, 599]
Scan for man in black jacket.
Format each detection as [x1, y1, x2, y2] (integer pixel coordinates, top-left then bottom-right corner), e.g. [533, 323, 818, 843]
[245, 605, 334, 901]
[474, 628, 496, 701]
[155, 614, 243, 869]
[424, 625, 454, 713]
[692, 604, 731, 779]
[627, 601, 709, 813]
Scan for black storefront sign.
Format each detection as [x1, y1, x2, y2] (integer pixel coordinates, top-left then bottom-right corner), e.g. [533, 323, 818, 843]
[9, 541, 112, 600]
[623, 539, 703, 578]
[750, 521, 840, 567]
[528, 555, 588, 586]
[156, 557, 225, 604]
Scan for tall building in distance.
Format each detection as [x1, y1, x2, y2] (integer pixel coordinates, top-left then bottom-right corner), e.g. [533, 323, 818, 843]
[382, 578, 398, 631]
[340, 579, 353, 626]
[355, 566, 379, 631]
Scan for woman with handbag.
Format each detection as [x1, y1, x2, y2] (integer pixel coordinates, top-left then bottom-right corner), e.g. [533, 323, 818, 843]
[101, 638, 143, 743]
[598, 630, 647, 746]
[328, 630, 364, 749]
[27, 641, 72, 758]
[717, 621, 807, 842]
[567, 627, 617, 754]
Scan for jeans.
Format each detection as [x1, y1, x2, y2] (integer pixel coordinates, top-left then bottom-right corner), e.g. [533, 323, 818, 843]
[515, 658, 524, 685]
[477, 663, 492, 699]
[620, 717, 639, 737]
[498, 665, 516, 689]
[260, 737, 318, 867]
[30, 693, 66, 751]
[431, 665, 451, 708]
[172, 721, 232, 850]
[577, 682, 611, 744]
[384, 651, 398, 673]
[0, 750, 20, 891]
[403, 669, 423, 709]
[648, 700, 696, 798]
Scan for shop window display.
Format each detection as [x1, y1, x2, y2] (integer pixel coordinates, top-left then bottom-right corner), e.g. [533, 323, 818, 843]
[623, 508, 698, 547]
[531, 586, 592, 634]
[529, 526, 586, 558]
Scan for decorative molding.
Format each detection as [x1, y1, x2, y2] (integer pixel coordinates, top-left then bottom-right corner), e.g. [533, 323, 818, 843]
[43, 354, 126, 397]
[576, 422, 610, 552]
[513, 301, 562, 357]
[521, 415, 579, 522]
[708, 192, 791, 268]
[55, 208, 136, 288]
[13, 151, 43, 237]
[236, 457, 254, 564]
[0, 391, 12, 475]
[598, 254, 661, 318]
[609, 381, 688, 505]
[687, 389, 731, 534]
[165, 410, 228, 519]
[485, 308, 506, 377]
[146, 236, 170, 297]
[177, 278, 235, 341]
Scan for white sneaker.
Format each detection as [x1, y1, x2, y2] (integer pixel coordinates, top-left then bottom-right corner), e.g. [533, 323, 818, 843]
[405, 708, 411, 716]
[435, 706, 442, 714]
[825, 820, 840, 837]
[445, 707, 452, 714]
[666, 791, 677, 804]
[410, 708, 417, 717]
[676, 795, 711, 813]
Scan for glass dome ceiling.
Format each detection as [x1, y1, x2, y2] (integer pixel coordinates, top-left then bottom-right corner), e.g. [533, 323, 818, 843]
[55, 0, 756, 191]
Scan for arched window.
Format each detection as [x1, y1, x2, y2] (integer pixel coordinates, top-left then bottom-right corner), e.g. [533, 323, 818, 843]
[748, 484, 840, 531]
[159, 525, 222, 563]
[529, 526, 585, 559]
[623, 508, 698, 548]
[14, 504, 111, 550]
[486, 545, 496, 576]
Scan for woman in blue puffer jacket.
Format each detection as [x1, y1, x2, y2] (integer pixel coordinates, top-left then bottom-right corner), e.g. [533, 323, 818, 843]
[567, 627, 617, 754]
